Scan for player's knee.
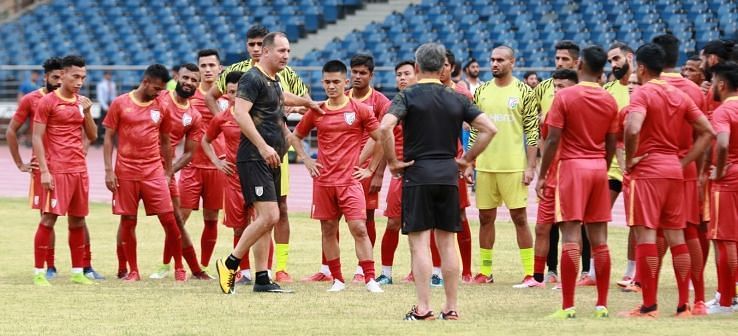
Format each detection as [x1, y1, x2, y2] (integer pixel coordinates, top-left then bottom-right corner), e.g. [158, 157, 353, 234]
[40, 214, 57, 227]
[387, 218, 401, 231]
[535, 224, 551, 237]
[67, 216, 85, 229]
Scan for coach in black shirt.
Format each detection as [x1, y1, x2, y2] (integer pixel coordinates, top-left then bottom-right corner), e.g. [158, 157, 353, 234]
[380, 43, 497, 320]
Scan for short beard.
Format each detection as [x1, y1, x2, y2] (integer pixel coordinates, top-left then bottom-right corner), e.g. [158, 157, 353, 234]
[46, 83, 60, 92]
[175, 83, 195, 99]
[613, 62, 630, 80]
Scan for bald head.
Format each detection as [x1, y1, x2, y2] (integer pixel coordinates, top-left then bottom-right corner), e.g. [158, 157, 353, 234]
[493, 46, 515, 60]
[490, 45, 515, 79]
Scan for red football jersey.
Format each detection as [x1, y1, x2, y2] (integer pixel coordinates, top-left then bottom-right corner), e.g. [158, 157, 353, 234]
[295, 98, 379, 186]
[453, 82, 474, 100]
[541, 108, 561, 188]
[661, 73, 706, 180]
[704, 87, 722, 120]
[711, 97, 738, 191]
[103, 92, 172, 180]
[627, 80, 704, 179]
[14, 88, 48, 163]
[33, 90, 87, 174]
[349, 87, 390, 147]
[546, 82, 619, 160]
[159, 91, 203, 152]
[189, 86, 225, 168]
[206, 106, 242, 189]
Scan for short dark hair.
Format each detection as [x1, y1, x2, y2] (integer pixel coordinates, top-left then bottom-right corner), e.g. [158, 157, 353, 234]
[61, 55, 85, 68]
[608, 41, 633, 54]
[688, 55, 702, 62]
[42, 57, 63, 73]
[144, 64, 171, 83]
[262, 32, 287, 49]
[350, 54, 375, 72]
[323, 60, 347, 74]
[225, 71, 243, 85]
[712, 61, 738, 91]
[635, 43, 666, 75]
[523, 71, 538, 80]
[179, 63, 199, 73]
[197, 49, 220, 62]
[652, 34, 680, 68]
[555, 40, 580, 58]
[445, 49, 456, 67]
[246, 24, 269, 39]
[581, 45, 608, 73]
[551, 68, 578, 82]
[703, 39, 737, 61]
[394, 60, 415, 72]
[452, 61, 462, 77]
[172, 64, 181, 72]
[464, 58, 478, 70]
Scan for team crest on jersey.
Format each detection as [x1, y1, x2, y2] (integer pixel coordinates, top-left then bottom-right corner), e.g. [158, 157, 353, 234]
[33, 196, 39, 205]
[151, 109, 161, 123]
[255, 186, 264, 197]
[218, 100, 229, 112]
[182, 113, 193, 127]
[78, 104, 84, 117]
[344, 112, 356, 125]
[51, 199, 57, 208]
[507, 97, 520, 109]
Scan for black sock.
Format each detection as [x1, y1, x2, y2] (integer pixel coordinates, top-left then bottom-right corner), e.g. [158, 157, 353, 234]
[225, 254, 241, 270]
[83, 267, 92, 273]
[255, 271, 270, 285]
[533, 273, 544, 283]
[676, 304, 688, 313]
[640, 304, 658, 314]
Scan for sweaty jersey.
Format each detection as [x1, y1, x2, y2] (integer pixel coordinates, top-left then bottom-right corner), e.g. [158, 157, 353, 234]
[34, 90, 87, 174]
[627, 80, 703, 180]
[603, 80, 630, 181]
[295, 98, 379, 186]
[471, 77, 539, 172]
[103, 92, 172, 180]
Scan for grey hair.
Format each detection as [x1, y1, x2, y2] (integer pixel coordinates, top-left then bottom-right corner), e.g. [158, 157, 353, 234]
[415, 43, 446, 73]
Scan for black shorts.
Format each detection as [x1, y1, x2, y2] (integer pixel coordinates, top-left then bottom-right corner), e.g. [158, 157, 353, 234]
[402, 184, 460, 234]
[608, 179, 623, 193]
[237, 160, 281, 205]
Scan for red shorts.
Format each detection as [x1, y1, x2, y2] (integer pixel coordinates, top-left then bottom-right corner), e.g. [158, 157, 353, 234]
[458, 176, 470, 209]
[684, 180, 700, 225]
[29, 169, 42, 210]
[40, 172, 89, 217]
[361, 176, 379, 210]
[626, 178, 684, 230]
[312, 183, 366, 221]
[168, 177, 179, 198]
[537, 184, 555, 225]
[223, 184, 252, 229]
[178, 167, 224, 210]
[113, 178, 173, 216]
[554, 160, 611, 223]
[384, 177, 403, 219]
[709, 190, 738, 241]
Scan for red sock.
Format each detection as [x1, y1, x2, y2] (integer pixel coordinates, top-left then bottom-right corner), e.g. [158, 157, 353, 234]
[268, 239, 274, 270]
[534, 255, 546, 280]
[366, 218, 376, 247]
[430, 230, 441, 268]
[670, 243, 691, 308]
[359, 259, 376, 283]
[327, 258, 343, 283]
[380, 226, 400, 267]
[698, 228, 709, 266]
[34, 223, 52, 269]
[116, 242, 127, 272]
[725, 242, 737, 305]
[158, 213, 183, 269]
[636, 243, 659, 308]
[45, 228, 55, 268]
[561, 243, 580, 310]
[592, 244, 611, 307]
[458, 216, 472, 276]
[68, 226, 85, 268]
[685, 228, 705, 303]
[121, 218, 138, 273]
[716, 241, 732, 307]
[83, 241, 92, 268]
[200, 219, 218, 267]
[182, 245, 202, 273]
[162, 239, 173, 265]
[656, 230, 667, 280]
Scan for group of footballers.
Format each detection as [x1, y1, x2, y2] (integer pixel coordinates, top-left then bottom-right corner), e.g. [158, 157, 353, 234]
[7, 20, 738, 319]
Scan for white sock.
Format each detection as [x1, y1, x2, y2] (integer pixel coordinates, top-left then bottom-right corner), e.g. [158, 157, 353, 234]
[355, 266, 364, 276]
[240, 269, 251, 279]
[71, 267, 83, 274]
[320, 264, 330, 275]
[267, 270, 273, 279]
[625, 260, 636, 278]
[382, 266, 392, 277]
[433, 267, 442, 276]
[35, 268, 45, 275]
[588, 258, 596, 280]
